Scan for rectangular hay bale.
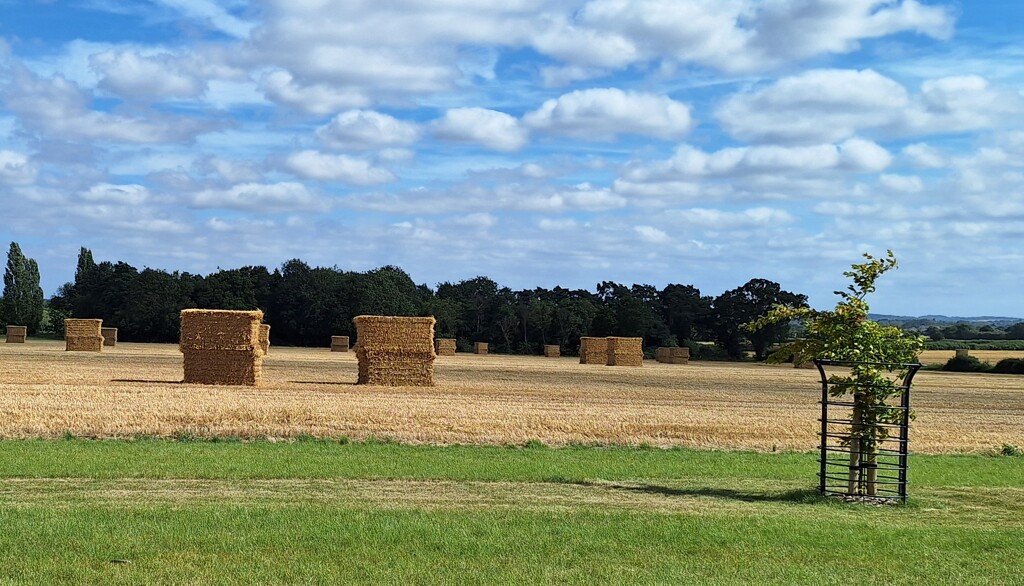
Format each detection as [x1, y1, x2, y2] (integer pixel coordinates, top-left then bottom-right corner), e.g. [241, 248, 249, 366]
[435, 338, 457, 356]
[66, 336, 104, 352]
[182, 349, 262, 386]
[331, 336, 350, 352]
[6, 325, 26, 343]
[101, 327, 117, 346]
[354, 315, 435, 386]
[65, 319, 102, 338]
[656, 346, 689, 364]
[544, 344, 560, 358]
[579, 337, 608, 364]
[259, 324, 270, 355]
[473, 342, 488, 355]
[179, 309, 263, 352]
[607, 337, 643, 367]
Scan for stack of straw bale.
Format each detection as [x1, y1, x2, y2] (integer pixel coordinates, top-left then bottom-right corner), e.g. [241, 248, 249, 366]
[655, 347, 689, 364]
[65, 319, 104, 352]
[101, 327, 117, 347]
[955, 349, 970, 358]
[435, 338, 457, 356]
[473, 342, 488, 355]
[607, 337, 644, 367]
[353, 315, 435, 386]
[331, 336, 350, 352]
[259, 324, 271, 355]
[179, 309, 263, 386]
[544, 344, 560, 358]
[578, 337, 608, 364]
[5, 325, 26, 344]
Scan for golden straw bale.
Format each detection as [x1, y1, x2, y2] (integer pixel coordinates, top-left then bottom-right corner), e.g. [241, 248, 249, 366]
[5, 325, 26, 344]
[331, 336, 350, 352]
[544, 344, 560, 358]
[64, 319, 104, 352]
[473, 342, 488, 355]
[182, 349, 262, 386]
[435, 338, 457, 356]
[607, 337, 643, 367]
[656, 346, 689, 364]
[179, 310, 264, 386]
[101, 328, 117, 347]
[259, 324, 270, 355]
[180, 309, 262, 352]
[353, 315, 435, 386]
[955, 349, 970, 358]
[579, 337, 608, 364]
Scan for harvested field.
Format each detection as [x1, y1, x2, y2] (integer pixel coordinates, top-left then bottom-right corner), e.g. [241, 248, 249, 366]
[0, 340, 1020, 453]
[919, 349, 1024, 365]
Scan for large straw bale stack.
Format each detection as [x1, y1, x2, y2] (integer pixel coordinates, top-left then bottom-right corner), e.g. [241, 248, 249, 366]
[579, 337, 608, 364]
[101, 327, 118, 347]
[5, 325, 26, 343]
[544, 344, 560, 358]
[259, 324, 271, 355]
[353, 315, 435, 386]
[607, 337, 644, 367]
[180, 309, 263, 386]
[435, 338, 457, 356]
[474, 342, 488, 355]
[65, 319, 104, 352]
[656, 346, 689, 364]
[331, 336, 350, 352]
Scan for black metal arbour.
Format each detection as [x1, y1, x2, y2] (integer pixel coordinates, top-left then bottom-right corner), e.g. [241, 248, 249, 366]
[813, 359, 922, 503]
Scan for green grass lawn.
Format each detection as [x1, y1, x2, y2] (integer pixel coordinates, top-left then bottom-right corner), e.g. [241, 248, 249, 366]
[1, 439, 1021, 585]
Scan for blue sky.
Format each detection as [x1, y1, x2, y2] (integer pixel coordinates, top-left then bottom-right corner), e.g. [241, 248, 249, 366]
[1, 0, 1022, 316]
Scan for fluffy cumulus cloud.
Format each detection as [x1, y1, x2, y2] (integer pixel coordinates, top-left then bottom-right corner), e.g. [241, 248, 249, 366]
[0, 150, 37, 185]
[191, 182, 328, 213]
[523, 88, 692, 141]
[432, 108, 529, 152]
[90, 49, 204, 100]
[284, 150, 395, 185]
[316, 110, 420, 150]
[80, 183, 150, 205]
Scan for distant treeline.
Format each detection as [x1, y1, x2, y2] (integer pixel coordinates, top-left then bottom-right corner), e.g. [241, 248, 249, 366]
[919, 322, 1024, 341]
[35, 247, 808, 359]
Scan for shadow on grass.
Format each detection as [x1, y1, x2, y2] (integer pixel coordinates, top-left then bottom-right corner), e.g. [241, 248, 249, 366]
[289, 381, 355, 386]
[568, 480, 822, 504]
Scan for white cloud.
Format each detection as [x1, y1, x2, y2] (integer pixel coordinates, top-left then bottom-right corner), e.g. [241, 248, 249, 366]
[879, 174, 924, 193]
[285, 150, 396, 185]
[90, 49, 204, 100]
[316, 110, 420, 150]
[432, 108, 528, 152]
[194, 156, 264, 183]
[838, 138, 892, 172]
[191, 182, 328, 213]
[902, 143, 946, 168]
[81, 183, 150, 205]
[258, 70, 370, 115]
[523, 88, 692, 141]
[538, 218, 578, 231]
[666, 207, 796, 229]
[635, 225, 670, 243]
[451, 213, 497, 229]
[0, 150, 37, 185]
[155, 0, 254, 38]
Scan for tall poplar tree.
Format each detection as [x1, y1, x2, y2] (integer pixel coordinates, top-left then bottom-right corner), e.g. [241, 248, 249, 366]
[2, 242, 45, 333]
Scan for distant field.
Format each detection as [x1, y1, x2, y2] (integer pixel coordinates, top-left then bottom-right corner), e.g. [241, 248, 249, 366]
[918, 349, 1024, 365]
[0, 340, 1021, 453]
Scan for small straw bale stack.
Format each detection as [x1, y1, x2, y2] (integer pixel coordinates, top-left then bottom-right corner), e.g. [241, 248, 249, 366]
[474, 342, 488, 355]
[955, 349, 970, 358]
[435, 338, 457, 356]
[65, 319, 104, 352]
[179, 309, 263, 386]
[607, 337, 644, 367]
[101, 328, 117, 347]
[259, 324, 271, 355]
[544, 344, 560, 358]
[331, 336, 350, 352]
[579, 337, 608, 364]
[353, 315, 435, 386]
[655, 346, 689, 364]
[5, 325, 27, 343]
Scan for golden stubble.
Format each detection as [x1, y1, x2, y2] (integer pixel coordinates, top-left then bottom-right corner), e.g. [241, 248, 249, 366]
[0, 340, 1021, 453]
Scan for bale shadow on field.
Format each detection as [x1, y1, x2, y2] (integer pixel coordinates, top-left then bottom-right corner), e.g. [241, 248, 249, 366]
[111, 379, 184, 385]
[289, 380, 356, 386]
[569, 481, 821, 504]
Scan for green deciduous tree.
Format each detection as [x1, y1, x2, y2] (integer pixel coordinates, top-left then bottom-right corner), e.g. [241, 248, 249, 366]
[1, 242, 45, 333]
[748, 250, 924, 497]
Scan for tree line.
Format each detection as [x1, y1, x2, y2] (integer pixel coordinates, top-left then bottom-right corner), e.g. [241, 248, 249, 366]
[7, 245, 810, 359]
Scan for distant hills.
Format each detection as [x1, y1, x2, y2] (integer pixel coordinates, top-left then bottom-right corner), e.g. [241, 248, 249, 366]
[870, 314, 1024, 327]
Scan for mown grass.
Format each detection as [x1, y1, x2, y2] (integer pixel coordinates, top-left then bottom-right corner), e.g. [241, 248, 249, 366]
[0, 439, 1022, 585]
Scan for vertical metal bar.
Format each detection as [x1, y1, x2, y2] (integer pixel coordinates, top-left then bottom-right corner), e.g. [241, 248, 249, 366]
[815, 359, 828, 496]
[897, 364, 920, 504]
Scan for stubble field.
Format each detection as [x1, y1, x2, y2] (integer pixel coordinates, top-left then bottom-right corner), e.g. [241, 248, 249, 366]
[1, 340, 1021, 453]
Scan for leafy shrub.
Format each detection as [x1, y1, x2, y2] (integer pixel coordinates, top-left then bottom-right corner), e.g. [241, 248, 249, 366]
[926, 340, 1024, 351]
[686, 341, 731, 361]
[942, 355, 991, 372]
[1000, 443, 1022, 457]
[991, 358, 1024, 375]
